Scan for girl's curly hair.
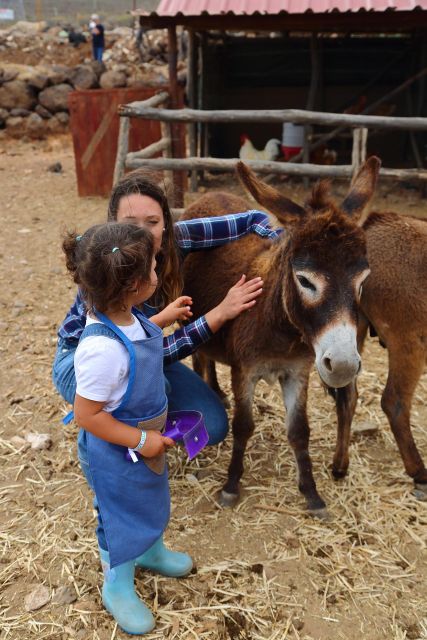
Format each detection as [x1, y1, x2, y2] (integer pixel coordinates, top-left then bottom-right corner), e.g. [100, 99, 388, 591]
[63, 223, 154, 313]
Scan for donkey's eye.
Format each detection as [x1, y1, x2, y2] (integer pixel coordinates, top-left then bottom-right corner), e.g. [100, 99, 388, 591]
[297, 275, 316, 292]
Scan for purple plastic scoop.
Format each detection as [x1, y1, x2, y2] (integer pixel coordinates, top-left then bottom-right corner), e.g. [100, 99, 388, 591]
[163, 410, 209, 459]
[125, 410, 208, 462]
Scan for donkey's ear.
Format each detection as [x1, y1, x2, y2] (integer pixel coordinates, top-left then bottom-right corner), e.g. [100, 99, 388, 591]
[341, 156, 381, 223]
[236, 161, 305, 225]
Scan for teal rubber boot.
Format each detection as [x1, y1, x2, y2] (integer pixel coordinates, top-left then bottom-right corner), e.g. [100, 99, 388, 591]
[135, 536, 193, 577]
[99, 548, 155, 635]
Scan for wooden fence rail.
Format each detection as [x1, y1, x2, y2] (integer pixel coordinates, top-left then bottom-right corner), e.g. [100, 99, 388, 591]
[115, 100, 427, 197]
[118, 105, 427, 131]
[125, 156, 427, 181]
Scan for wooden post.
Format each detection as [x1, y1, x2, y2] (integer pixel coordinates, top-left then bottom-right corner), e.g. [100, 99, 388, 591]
[187, 29, 198, 192]
[167, 25, 185, 207]
[197, 32, 207, 181]
[303, 33, 320, 187]
[113, 116, 130, 185]
[160, 119, 174, 200]
[351, 128, 368, 179]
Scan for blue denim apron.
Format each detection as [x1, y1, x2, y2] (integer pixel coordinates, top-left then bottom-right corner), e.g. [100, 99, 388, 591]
[80, 309, 170, 569]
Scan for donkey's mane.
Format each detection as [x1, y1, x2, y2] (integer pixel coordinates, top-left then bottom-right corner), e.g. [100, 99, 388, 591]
[305, 180, 333, 212]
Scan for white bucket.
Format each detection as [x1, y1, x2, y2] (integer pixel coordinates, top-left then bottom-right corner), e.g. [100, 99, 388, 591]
[282, 123, 304, 147]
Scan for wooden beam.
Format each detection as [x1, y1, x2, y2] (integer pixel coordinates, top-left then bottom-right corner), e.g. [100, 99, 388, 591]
[167, 25, 185, 208]
[187, 28, 198, 192]
[139, 12, 427, 34]
[351, 128, 368, 178]
[303, 33, 320, 185]
[113, 115, 130, 185]
[126, 138, 171, 161]
[125, 156, 427, 181]
[118, 105, 427, 131]
[119, 91, 170, 114]
[126, 156, 353, 177]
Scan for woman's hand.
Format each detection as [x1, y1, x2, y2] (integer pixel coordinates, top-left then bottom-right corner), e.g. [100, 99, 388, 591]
[141, 430, 175, 458]
[151, 296, 193, 328]
[205, 275, 263, 332]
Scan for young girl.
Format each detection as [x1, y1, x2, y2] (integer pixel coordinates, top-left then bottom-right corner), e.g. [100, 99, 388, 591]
[64, 222, 263, 635]
[53, 170, 282, 445]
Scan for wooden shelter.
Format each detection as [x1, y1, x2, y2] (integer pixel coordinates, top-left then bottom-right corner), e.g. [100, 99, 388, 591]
[126, 1, 427, 202]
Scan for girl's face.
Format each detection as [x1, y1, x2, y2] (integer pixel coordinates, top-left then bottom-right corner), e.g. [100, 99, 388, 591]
[133, 256, 158, 305]
[116, 194, 164, 253]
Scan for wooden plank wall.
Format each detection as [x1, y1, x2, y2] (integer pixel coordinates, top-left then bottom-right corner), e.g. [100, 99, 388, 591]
[68, 86, 183, 197]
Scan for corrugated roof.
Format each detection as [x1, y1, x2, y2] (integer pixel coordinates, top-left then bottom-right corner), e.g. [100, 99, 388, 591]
[155, 0, 427, 15]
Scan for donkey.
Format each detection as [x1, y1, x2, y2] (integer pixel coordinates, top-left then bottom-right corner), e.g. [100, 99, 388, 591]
[182, 158, 379, 515]
[329, 210, 427, 498]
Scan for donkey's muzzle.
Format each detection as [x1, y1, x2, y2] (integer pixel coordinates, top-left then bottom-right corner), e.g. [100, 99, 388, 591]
[314, 321, 361, 388]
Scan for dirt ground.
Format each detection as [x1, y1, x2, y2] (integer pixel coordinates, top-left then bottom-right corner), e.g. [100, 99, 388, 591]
[0, 136, 427, 640]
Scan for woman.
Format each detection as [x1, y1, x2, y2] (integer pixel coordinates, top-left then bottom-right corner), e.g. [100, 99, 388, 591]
[53, 170, 281, 444]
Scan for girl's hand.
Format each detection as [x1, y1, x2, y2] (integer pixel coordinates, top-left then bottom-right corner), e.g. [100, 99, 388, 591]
[151, 296, 193, 328]
[140, 430, 175, 458]
[217, 275, 263, 321]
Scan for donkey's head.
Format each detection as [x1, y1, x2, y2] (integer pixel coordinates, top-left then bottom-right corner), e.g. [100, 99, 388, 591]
[237, 158, 380, 388]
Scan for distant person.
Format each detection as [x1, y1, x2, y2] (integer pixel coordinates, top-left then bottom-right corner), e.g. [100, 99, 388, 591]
[90, 14, 104, 62]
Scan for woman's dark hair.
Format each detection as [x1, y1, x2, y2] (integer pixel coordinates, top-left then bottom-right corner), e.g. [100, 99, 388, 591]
[63, 223, 154, 314]
[107, 170, 182, 308]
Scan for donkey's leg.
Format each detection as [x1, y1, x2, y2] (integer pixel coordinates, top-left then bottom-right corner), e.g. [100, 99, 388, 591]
[192, 351, 207, 379]
[192, 352, 230, 407]
[331, 381, 358, 479]
[220, 367, 256, 507]
[381, 339, 427, 495]
[279, 367, 327, 514]
[206, 360, 230, 408]
[332, 317, 368, 479]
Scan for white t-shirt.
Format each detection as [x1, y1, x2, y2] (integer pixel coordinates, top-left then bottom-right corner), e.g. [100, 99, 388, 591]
[75, 314, 147, 413]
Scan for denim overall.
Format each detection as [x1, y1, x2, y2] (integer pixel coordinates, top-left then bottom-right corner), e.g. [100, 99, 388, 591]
[78, 309, 170, 569]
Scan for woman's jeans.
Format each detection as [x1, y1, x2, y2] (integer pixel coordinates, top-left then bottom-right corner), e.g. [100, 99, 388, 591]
[52, 337, 229, 445]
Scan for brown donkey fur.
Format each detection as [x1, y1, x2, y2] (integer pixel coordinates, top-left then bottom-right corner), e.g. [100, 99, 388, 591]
[182, 159, 379, 514]
[330, 210, 427, 496]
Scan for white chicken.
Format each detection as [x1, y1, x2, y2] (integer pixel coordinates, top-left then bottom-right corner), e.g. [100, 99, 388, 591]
[239, 134, 281, 161]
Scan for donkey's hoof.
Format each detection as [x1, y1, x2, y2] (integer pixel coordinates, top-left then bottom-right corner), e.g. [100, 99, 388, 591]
[219, 490, 239, 507]
[221, 396, 231, 409]
[309, 507, 331, 521]
[332, 467, 348, 480]
[413, 483, 427, 501]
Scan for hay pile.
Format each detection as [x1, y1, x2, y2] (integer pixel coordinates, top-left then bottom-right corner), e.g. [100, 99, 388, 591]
[0, 141, 426, 639]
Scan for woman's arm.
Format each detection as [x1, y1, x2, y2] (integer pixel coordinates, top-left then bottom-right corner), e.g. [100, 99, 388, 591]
[174, 211, 283, 252]
[57, 289, 87, 341]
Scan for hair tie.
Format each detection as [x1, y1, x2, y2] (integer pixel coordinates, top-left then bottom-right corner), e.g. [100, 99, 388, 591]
[112, 247, 119, 253]
[76, 235, 82, 241]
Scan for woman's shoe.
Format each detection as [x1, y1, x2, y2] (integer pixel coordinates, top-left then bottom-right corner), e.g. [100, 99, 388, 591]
[135, 536, 193, 577]
[99, 547, 155, 635]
